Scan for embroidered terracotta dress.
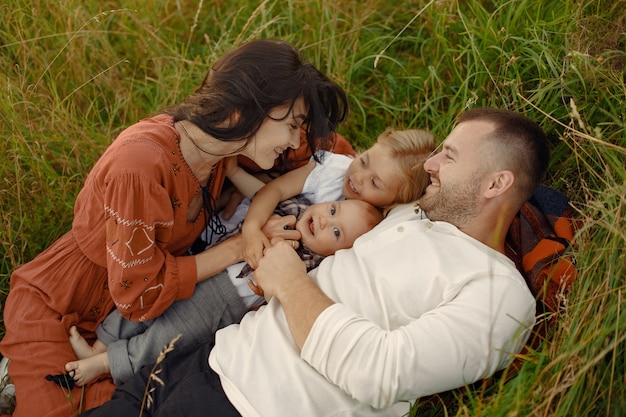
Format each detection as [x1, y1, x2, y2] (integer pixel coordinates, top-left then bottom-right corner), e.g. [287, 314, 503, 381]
[0, 114, 226, 417]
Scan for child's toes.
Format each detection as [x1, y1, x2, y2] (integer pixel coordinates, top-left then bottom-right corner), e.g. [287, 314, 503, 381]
[65, 361, 78, 374]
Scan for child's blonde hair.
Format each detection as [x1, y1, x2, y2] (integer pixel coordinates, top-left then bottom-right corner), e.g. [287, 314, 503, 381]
[376, 128, 435, 204]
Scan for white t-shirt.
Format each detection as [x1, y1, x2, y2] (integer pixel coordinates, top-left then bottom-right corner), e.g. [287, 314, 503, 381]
[300, 150, 352, 202]
[209, 203, 536, 416]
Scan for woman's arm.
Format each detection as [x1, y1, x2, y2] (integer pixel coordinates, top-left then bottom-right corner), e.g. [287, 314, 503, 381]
[195, 215, 301, 283]
[194, 234, 244, 281]
[224, 156, 266, 199]
[104, 174, 198, 322]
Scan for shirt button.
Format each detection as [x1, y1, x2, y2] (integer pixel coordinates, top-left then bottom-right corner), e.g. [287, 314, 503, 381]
[425, 222, 433, 228]
[397, 226, 404, 233]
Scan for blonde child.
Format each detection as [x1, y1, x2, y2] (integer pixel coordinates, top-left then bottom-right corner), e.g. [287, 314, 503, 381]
[242, 128, 435, 269]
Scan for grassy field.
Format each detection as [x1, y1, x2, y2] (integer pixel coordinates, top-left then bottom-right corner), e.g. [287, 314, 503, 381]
[1, 0, 624, 415]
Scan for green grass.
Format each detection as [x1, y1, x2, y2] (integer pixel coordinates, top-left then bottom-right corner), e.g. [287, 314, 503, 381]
[1, 0, 624, 415]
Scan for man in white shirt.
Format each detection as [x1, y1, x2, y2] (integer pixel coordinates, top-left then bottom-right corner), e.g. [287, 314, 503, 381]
[81, 108, 550, 417]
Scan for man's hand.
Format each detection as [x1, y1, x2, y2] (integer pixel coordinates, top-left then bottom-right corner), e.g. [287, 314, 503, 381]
[252, 239, 306, 299]
[252, 238, 334, 350]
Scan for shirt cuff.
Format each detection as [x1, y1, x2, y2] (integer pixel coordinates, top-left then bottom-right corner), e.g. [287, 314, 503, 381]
[301, 303, 351, 365]
[175, 255, 197, 300]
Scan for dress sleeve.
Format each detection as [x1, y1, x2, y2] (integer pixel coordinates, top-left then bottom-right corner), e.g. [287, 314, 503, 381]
[104, 172, 196, 322]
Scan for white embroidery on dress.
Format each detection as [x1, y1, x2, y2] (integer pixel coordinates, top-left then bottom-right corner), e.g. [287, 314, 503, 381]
[115, 302, 133, 311]
[140, 284, 164, 309]
[104, 205, 174, 230]
[126, 227, 155, 256]
[107, 245, 153, 268]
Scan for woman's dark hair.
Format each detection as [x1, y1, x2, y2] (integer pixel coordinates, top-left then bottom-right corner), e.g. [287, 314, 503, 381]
[163, 39, 348, 158]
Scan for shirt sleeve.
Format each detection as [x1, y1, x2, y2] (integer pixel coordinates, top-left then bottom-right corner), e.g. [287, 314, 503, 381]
[301, 275, 535, 409]
[104, 172, 196, 322]
[301, 151, 352, 203]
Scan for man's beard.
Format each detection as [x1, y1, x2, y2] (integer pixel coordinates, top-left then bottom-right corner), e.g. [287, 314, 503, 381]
[420, 176, 481, 227]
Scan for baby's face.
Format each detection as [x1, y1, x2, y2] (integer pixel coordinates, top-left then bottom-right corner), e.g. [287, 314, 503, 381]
[341, 143, 402, 208]
[295, 200, 376, 257]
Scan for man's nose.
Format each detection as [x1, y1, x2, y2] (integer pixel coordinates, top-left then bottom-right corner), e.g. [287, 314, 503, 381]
[423, 152, 440, 172]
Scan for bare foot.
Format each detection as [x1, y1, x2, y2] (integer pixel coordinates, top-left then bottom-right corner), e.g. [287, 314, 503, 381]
[68, 326, 106, 359]
[65, 353, 110, 387]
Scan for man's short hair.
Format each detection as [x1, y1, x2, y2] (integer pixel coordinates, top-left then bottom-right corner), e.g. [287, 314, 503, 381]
[458, 108, 550, 202]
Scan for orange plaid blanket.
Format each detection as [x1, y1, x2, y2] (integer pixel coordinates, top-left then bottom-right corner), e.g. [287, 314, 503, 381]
[505, 184, 579, 316]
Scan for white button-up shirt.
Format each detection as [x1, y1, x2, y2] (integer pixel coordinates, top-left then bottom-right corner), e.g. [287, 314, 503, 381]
[210, 203, 535, 417]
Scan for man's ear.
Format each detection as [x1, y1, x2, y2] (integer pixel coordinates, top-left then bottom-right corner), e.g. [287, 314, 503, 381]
[485, 170, 515, 198]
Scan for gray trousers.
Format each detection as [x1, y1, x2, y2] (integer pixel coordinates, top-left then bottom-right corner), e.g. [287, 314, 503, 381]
[97, 271, 247, 385]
